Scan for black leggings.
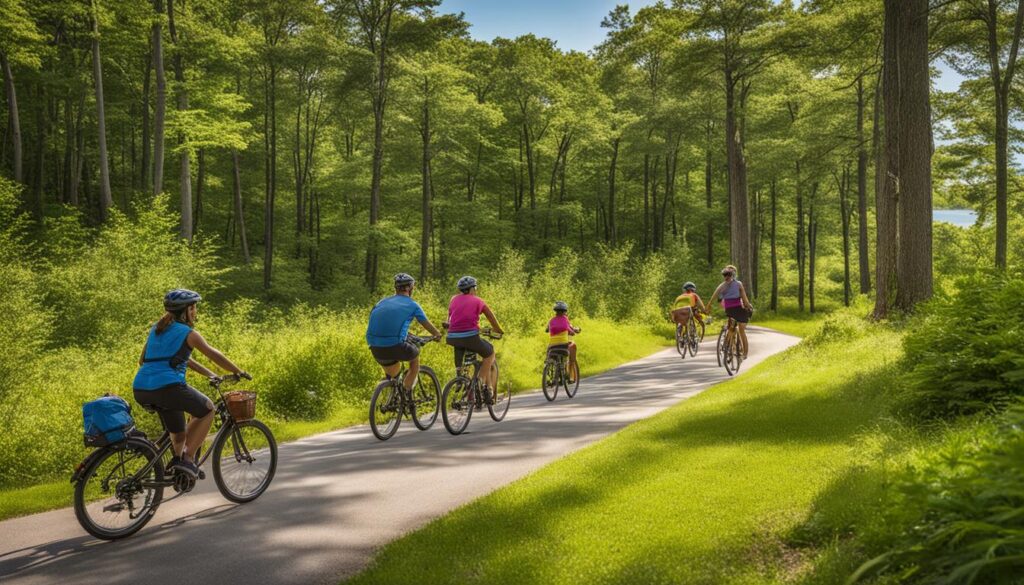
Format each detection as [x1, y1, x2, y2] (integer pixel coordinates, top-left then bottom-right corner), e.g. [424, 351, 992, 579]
[446, 334, 494, 368]
[134, 384, 213, 434]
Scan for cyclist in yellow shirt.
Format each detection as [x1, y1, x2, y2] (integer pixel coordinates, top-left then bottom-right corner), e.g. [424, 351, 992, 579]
[670, 282, 706, 336]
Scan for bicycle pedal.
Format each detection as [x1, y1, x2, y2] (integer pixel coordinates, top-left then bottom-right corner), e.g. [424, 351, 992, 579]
[198, 470, 206, 481]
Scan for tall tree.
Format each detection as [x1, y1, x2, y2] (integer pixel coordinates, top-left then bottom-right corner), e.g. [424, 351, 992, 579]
[90, 0, 113, 220]
[943, 0, 1024, 268]
[166, 0, 192, 240]
[151, 0, 166, 195]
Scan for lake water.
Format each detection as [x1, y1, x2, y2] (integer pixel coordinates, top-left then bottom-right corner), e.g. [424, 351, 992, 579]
[933, 209, 978, 227]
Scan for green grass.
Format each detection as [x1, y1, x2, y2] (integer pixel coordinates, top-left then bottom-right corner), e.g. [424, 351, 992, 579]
[0, 319, 671, 522]
[346, 327, 904, 585]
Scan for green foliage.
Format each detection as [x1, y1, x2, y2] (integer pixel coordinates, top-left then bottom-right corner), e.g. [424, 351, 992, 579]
[903, 269, 1024, 418]
[44, 196, 224, 346]
[849, 404, 1024, 584]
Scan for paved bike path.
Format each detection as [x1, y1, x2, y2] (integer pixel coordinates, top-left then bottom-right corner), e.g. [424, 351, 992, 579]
[0, 327, 798, 585]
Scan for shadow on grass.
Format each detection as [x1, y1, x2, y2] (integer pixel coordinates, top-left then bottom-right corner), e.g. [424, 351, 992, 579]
[345, 345, 902, 584]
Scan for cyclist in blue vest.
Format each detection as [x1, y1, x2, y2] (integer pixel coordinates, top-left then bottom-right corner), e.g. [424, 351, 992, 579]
[133, 289, 248, 479]
[366, 273, 443, 395]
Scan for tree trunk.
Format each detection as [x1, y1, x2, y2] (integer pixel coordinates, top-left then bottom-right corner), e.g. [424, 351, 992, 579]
[796, 161, 805, 311]
[839, 167, 852, 307]
[167, 0, 192, 241]
[808, 183, 818, 313]
[141, 54, 151, 192]
[420, 92, 432, 280]
[0, 52, 22, 184]
[988, 0, 1024, 268]
[607, 136, 619, 245]
[751, 189, 760, 299]
[232, 149, 250, 263]
[91, 5, 113, 221]
[856, 76, 871, 293]
[193, 147, 204, 234]
[892, 0, 933, 312]
[152, 0, 166, 196]
[264, 61, 278, 289]
[770, 178, 778, 311]
[705, 122, 714, 267]
[725, 69, 752, 281]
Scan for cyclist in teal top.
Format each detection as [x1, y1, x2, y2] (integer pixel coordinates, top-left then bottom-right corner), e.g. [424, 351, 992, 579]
[133, 289, 248, 479]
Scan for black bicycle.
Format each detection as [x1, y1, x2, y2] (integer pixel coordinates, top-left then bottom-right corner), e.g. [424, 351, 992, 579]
[441, 328, 509, 435]
[716, 318, 744, 376]
[72, 374, 277, 540]
[369, 335, 442, 440]
[542, 344, 580, 401]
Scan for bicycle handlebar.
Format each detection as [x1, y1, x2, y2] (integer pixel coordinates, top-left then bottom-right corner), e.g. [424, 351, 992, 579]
[407, 334, 439, 346]
[209, 372, 252, 389]
[480, 327, 503, 340]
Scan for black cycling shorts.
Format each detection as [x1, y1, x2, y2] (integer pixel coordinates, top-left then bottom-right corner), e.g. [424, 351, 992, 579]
[725, 306, 752, 324]
[446, 334, 494, 368]
[134, 384, 213, 434]
[369, 341, 420, 366]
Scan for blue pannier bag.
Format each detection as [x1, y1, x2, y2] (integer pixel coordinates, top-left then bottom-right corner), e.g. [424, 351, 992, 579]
[83, 395, 135, 447]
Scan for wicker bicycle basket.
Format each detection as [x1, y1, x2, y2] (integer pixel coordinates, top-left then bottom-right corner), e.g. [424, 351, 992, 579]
[224, 391, 257, 421]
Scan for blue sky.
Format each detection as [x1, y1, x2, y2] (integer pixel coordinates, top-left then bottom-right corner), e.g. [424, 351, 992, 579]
[439, 0, 655, 52]
[439, 1, 965, 91]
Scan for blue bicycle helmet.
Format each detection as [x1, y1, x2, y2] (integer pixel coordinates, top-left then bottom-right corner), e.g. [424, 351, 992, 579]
[164, 289, 202, 311]
[457, 275, 477, 292]
[394, 273, 416, 287]
[683, 282, 696, 292]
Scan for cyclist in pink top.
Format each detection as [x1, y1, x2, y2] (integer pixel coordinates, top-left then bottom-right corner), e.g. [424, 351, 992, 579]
[546, 301, 581, 382]
[444, 276, 504, 401]
[707, 265, 754, 358]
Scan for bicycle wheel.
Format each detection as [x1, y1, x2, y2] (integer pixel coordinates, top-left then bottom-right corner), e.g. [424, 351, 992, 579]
[697, 318, 706, 342]
[369, 380, 403, 440]
[488, 361, 510, 422]
[212, 419, 277, 503]
[74, 439, 164, 540]
[412, 366, 441, 431]
[716, 327, 727, 367]
[542, 359, 559, 401]
[675, 324, 687, 358]
[564, 361, 580, 399]
[687, 321, 699, 357]
[732, 334, 744, 373]
[441, 377, 473, 435]
[724, 332, 738, 376]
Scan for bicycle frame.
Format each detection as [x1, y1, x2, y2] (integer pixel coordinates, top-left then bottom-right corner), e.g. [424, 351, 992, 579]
[133, 401, 247, 490]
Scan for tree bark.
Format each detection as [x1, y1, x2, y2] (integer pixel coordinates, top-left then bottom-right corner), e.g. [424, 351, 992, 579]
[232, 149, 250, 263]
[141, 54, 151, 192]
[724, 68, 752, 281]
[90, 4, 113, 221]
[892, 0, 933, 312]
[193, 147, 204, 234]
[875, 60, 897, 319]
[795, 160, 805, 312]
[856, 76, 871, 293]
[607, 136, 619, 245]
[167, 0, 192, 241]
[705, 121, 714, 267]
[808, 183, 818, 313]
[420, 85, 432, 280]
[770, 178, 778, 311]
[838, 167, 852, 307]
[152, 0, 166, 196]
[985, 0, 1024, 268]
[0, 52, 22, 184]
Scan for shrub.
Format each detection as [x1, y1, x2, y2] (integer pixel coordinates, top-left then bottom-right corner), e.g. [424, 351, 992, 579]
[903, 269, 1024, 418]
[851, 403, 1024, 584]
[44, 196, 224, 346]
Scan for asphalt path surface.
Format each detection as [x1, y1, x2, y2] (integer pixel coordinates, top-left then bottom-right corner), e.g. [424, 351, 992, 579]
[0, 326, 799, 585]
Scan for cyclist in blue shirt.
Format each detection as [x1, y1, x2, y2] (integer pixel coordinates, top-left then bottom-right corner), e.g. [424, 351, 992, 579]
[366, 273, 443, 394]
[133, 289, 248, 479]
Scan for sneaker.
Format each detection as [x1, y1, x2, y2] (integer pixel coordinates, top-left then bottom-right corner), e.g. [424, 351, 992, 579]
[168, 455, 181, 473]
[482, 385, 495, 405]
[171, 457, 200, 479]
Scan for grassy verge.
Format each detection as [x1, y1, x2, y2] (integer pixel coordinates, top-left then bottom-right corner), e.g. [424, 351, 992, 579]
[346, 327, 906, 584]
[0, 320, 671, 522]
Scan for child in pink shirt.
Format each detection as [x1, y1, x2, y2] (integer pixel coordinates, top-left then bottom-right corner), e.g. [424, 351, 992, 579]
[545, 301, 580, 382]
